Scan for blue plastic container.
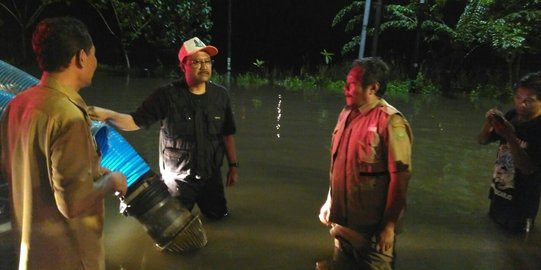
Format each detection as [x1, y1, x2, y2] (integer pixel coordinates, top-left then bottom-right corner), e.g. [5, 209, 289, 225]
[0, 59, 150, 186]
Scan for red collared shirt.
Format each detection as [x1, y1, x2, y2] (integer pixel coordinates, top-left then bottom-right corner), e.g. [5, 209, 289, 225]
[329, 99, 412, 231]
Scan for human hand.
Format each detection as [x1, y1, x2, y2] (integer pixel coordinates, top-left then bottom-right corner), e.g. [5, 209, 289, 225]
[486, 109, 515, 138]
[318, 200, 331, 226]
[485, 108, 502, 118]
[485, 108, 512, 133]
[226, 167, 238, 187]
[485, 108, 504, 124]
[106, 171, 128, 197]
[376, 226, 395, 253]
[99, 167, 111, 175]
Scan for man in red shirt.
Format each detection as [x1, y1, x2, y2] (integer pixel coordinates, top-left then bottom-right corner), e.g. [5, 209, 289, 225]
[319, 57, 413, 270]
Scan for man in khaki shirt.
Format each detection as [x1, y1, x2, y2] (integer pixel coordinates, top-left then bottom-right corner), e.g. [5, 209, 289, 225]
[0, 17, 126, 270]
[318, 58, 412, 270]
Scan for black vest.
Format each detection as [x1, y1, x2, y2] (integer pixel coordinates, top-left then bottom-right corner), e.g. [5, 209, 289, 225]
[159, 81, 228, 181]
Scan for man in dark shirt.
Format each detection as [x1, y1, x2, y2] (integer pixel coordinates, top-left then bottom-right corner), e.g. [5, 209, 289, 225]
[478, 71, 541, 232]
[89, 37, 238, 219]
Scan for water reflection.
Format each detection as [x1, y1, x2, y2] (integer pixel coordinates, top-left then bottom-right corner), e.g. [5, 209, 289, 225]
[276, 94, 282, 138]
[2, 71, 539, 270]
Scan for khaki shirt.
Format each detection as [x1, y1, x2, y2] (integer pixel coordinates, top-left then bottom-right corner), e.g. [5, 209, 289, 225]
[1, 76, 105, 269]
[329, 99, 413, 231]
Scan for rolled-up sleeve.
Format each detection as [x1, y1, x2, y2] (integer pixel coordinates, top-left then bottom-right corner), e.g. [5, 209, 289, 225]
[131, 87, 169, 129]
[387, 114, 413, 174]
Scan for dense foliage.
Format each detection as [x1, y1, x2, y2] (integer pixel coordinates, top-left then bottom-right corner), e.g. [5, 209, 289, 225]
[86, 0, 213, 69]
[333, 0, 541, 95]
[1, 0, 540, 95]
[0, 0, 213, 69]
[0, 0, 64, 61]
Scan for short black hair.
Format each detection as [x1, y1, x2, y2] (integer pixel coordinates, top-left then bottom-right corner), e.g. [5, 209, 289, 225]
[351, 57, 390, 97]
[32, 16, 93, 72]
[514, 71, 541, 98]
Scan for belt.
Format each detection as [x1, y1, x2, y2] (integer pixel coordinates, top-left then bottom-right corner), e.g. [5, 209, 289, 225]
[359, 171, 389, 176]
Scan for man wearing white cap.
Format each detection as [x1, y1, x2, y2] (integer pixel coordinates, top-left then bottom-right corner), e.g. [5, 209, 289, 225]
[89, 37, 238, 219]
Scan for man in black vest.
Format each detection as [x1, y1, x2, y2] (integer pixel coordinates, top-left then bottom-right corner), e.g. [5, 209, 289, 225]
[89, 37, 238, 219]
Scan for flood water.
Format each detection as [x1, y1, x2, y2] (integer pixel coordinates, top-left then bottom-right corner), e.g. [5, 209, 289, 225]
[2, 71, 541, 270]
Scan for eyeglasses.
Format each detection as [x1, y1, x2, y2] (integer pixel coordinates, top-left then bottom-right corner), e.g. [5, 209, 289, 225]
[187, 59, 214, 67]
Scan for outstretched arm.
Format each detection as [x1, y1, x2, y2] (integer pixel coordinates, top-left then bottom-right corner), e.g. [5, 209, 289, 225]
[88, 106, 140, 131]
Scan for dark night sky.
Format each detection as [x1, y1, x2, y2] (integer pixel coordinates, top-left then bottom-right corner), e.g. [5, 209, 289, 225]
[0, 1, 401, 73]
[209, 0, 355, 73]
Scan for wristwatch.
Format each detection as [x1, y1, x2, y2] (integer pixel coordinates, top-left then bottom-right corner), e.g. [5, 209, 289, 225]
[229, 162, 239, 168]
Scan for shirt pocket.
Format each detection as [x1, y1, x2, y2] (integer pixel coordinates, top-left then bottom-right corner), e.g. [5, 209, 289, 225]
[357, 127, 382, 166]
[353, 175, 389, 220]
[207, 109, 225, 135]
[167, 109, 194, 137]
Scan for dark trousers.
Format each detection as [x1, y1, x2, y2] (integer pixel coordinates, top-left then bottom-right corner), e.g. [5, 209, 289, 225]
[176, 171, 228, 219]
[330, 225, 395, 270]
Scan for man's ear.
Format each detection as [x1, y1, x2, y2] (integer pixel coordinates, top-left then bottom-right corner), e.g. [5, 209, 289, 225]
[75, 49, 87, 68]
[369, 82, 380, 95]
[179, 62, 186, 73]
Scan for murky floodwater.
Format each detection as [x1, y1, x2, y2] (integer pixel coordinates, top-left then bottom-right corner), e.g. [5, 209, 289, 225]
[2, 71, 541, 270]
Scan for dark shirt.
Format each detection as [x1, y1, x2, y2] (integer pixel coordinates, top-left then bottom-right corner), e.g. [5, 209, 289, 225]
[130, 80, 235, 190]
[131, 80, 235, 136]
[488, 109, 541, 229]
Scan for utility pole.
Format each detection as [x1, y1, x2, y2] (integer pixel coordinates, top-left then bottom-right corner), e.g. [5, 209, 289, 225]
[358, 0, 372, 59]
[370, 0, 382, 56]
[410, 0, 426, 93]
[226, 0, 232, 87]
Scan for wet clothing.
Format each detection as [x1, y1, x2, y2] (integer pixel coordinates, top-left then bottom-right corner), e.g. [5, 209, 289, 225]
[130, 80, 235, 215]
[1, 77, 105, 270]
[328, 99, 412, 269]
[330, 224, 394, 270]
[488, 109, 541, 232]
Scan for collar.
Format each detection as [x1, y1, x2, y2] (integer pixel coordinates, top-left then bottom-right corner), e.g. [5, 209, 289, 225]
[39, 76, 88, 111]
[353, 98, 385, 115]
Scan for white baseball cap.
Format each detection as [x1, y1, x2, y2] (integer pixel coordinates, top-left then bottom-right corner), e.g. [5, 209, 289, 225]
[178, 37, 218, 62]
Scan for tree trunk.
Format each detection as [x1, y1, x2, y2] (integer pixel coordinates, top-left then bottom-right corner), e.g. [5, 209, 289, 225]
[505, 51, 517, 89]
[512, 53, 521, 86]
[120, 40, 131, 71]
[370, 0, 382, 57]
